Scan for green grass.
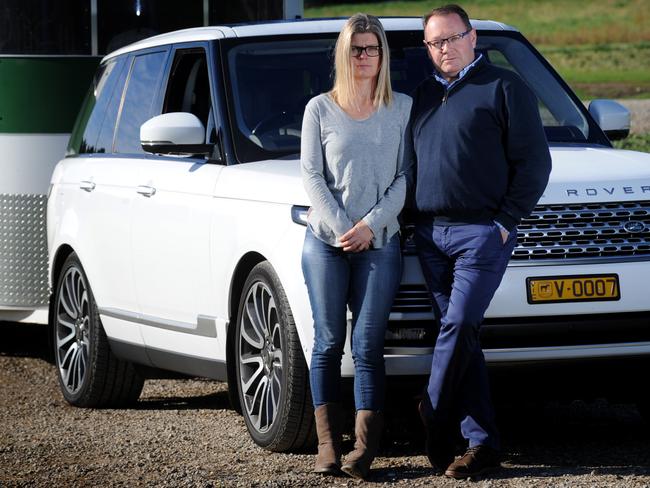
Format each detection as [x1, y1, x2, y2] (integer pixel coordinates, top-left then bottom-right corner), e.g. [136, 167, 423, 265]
[614, 133, 650, 153]
[539, 42, 650, 98]
[305, 0, 650, 44]
[305, 0, 650, 98]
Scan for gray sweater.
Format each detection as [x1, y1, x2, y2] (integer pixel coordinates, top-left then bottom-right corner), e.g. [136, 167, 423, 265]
[300, 92, 412, 248]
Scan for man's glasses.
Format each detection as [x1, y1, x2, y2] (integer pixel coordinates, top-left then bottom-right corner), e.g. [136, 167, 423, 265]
[424, 29, 472, 50]
[350, 45, 382, 57]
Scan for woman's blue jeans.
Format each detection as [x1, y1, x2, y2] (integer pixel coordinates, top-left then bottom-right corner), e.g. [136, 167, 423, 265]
[301, 228, 402, 411]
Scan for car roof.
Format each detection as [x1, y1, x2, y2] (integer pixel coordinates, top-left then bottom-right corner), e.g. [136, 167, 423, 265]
[104, 17, 516, 61]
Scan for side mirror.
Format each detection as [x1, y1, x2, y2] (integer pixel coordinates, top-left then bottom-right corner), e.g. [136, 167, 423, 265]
[140, 112, 214, 155]
[588, 100, 630, 141]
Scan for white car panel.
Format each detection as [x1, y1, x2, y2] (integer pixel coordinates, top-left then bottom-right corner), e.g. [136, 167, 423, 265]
[101, 314, 146, 347]
[75, 157, 141, 319]
[540, 147, 650, 203]
[131, 158, 223, 336]
[213, 158, 308, 205]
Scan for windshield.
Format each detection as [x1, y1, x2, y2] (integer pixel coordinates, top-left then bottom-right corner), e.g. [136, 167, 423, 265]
[223, 30, 604, 164]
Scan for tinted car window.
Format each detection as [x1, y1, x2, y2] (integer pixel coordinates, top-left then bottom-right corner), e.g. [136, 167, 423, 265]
[94, 60, 130, 153]
[225, 38, 335, 163]
[69, 57, 127, 154]
[114, 50, 167, 154]
[163, 48, 215, 143]
[479, 35, 589, 142]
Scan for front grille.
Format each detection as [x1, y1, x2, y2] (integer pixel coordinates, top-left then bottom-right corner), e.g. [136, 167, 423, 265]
[401, 201, 650, 262]
[514, 201, 650, 261]
[387, 284, 435, 346]
[391, 284, 433, 313]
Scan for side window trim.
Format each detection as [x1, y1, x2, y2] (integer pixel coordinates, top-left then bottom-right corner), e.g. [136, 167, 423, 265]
[110, 53, 135, 153]
[206, 40, 229, 164]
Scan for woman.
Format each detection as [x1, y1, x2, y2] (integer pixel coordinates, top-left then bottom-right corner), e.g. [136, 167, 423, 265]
[300, 13, 412, 479]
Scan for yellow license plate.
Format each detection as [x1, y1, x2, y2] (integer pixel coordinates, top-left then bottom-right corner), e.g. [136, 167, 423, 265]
[527, 274, 620, 304]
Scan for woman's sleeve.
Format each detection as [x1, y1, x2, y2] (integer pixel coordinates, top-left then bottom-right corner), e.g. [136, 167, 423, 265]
[362, 96, 414, 236]
[300, 100, 354, 236]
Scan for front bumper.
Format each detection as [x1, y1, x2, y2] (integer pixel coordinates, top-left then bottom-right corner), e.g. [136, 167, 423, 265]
[381, 257, 650, 375]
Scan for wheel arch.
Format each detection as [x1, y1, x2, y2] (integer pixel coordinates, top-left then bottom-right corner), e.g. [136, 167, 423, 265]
[50, 244, 76, 292]
[47, 244, 76, 360]
[227, 253, 315, 451]
[226, 251, 266, 412]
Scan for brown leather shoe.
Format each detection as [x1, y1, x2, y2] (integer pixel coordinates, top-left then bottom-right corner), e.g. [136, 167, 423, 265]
[313, 404, 343, 475]
[444, 445, 501, 480]
[417, 400, 454, 474]
[341, 410, 383, 479]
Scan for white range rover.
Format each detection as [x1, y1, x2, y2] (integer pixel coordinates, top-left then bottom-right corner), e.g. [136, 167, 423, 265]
[47, 18, 650, 451]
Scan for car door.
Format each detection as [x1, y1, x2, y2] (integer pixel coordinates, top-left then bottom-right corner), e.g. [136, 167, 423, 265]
[129, 45, 226, 361]
[78, 49, 169, 348]
[71, 56, 143, 327]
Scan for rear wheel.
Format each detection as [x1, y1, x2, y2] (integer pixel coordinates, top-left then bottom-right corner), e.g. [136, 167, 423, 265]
[53, 253, 143, 407]
[235, 261, 315, 452]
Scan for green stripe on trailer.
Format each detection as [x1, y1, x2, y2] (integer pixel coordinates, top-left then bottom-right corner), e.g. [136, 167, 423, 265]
[0, 57, 99, 134]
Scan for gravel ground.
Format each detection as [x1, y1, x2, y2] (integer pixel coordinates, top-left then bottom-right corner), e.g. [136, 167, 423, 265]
[1, 322, 650, 488]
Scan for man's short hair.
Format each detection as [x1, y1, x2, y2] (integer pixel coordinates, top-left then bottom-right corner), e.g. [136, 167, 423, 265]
[423, 4, 472, 30]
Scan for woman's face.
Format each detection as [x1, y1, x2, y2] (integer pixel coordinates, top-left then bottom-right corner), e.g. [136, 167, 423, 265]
[350, 32, 381, 81]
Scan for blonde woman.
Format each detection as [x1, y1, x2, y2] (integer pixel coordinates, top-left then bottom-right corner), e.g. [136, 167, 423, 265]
[300, 13, 412, 479]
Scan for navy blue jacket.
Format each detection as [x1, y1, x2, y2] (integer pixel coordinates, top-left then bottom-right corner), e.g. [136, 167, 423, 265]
[409, 56, 552, 231]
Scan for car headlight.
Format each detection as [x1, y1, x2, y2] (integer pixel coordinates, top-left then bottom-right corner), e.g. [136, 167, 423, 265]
[291, 205, 309, 226]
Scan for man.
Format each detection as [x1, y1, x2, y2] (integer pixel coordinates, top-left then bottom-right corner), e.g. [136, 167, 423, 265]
[409, 4, 552, 480]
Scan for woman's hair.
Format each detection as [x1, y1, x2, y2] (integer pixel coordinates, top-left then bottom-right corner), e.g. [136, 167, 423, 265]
[330, 13, 392, 110]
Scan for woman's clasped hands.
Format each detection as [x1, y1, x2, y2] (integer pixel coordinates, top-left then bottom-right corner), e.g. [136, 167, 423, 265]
[340, 221, 374, 252]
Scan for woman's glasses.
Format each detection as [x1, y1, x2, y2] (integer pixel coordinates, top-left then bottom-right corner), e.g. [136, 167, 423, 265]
[350, 45, 381, 57]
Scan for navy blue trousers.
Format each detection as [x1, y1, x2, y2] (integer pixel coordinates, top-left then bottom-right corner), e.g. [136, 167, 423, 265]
[415, 221, 516, 449]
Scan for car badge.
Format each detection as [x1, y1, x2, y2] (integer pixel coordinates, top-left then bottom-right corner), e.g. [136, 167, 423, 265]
[623, 221, 646, 233]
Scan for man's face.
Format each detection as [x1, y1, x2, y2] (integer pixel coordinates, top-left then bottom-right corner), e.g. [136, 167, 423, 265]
[424, 13, 476, 81]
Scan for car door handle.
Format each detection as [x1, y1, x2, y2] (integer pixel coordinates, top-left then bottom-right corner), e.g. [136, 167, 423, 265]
[136, 185, 156, 197]
[79, 180, 96, 192]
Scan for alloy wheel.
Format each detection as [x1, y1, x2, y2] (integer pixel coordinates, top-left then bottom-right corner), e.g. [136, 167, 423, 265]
[238, 281, 284, 433]
[55, 266, 91, 395]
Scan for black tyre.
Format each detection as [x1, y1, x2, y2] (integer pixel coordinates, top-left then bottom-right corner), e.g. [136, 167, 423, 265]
[637, 397, 650, 424]
[53, 253, 144, 407]
[235, 261, 315, 452]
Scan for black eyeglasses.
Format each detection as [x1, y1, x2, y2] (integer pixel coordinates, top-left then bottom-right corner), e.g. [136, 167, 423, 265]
[350, 45, 382, 57]
[424, 29, 472, 50]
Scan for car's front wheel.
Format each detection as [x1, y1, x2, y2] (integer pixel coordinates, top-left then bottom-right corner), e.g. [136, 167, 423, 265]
[53, 253, 143, 407]
[235, 261, 314, 452]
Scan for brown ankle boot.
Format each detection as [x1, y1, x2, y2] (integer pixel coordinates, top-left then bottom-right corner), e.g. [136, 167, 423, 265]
[314, 403, 342, 474]
[341, 410, 383, 479]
